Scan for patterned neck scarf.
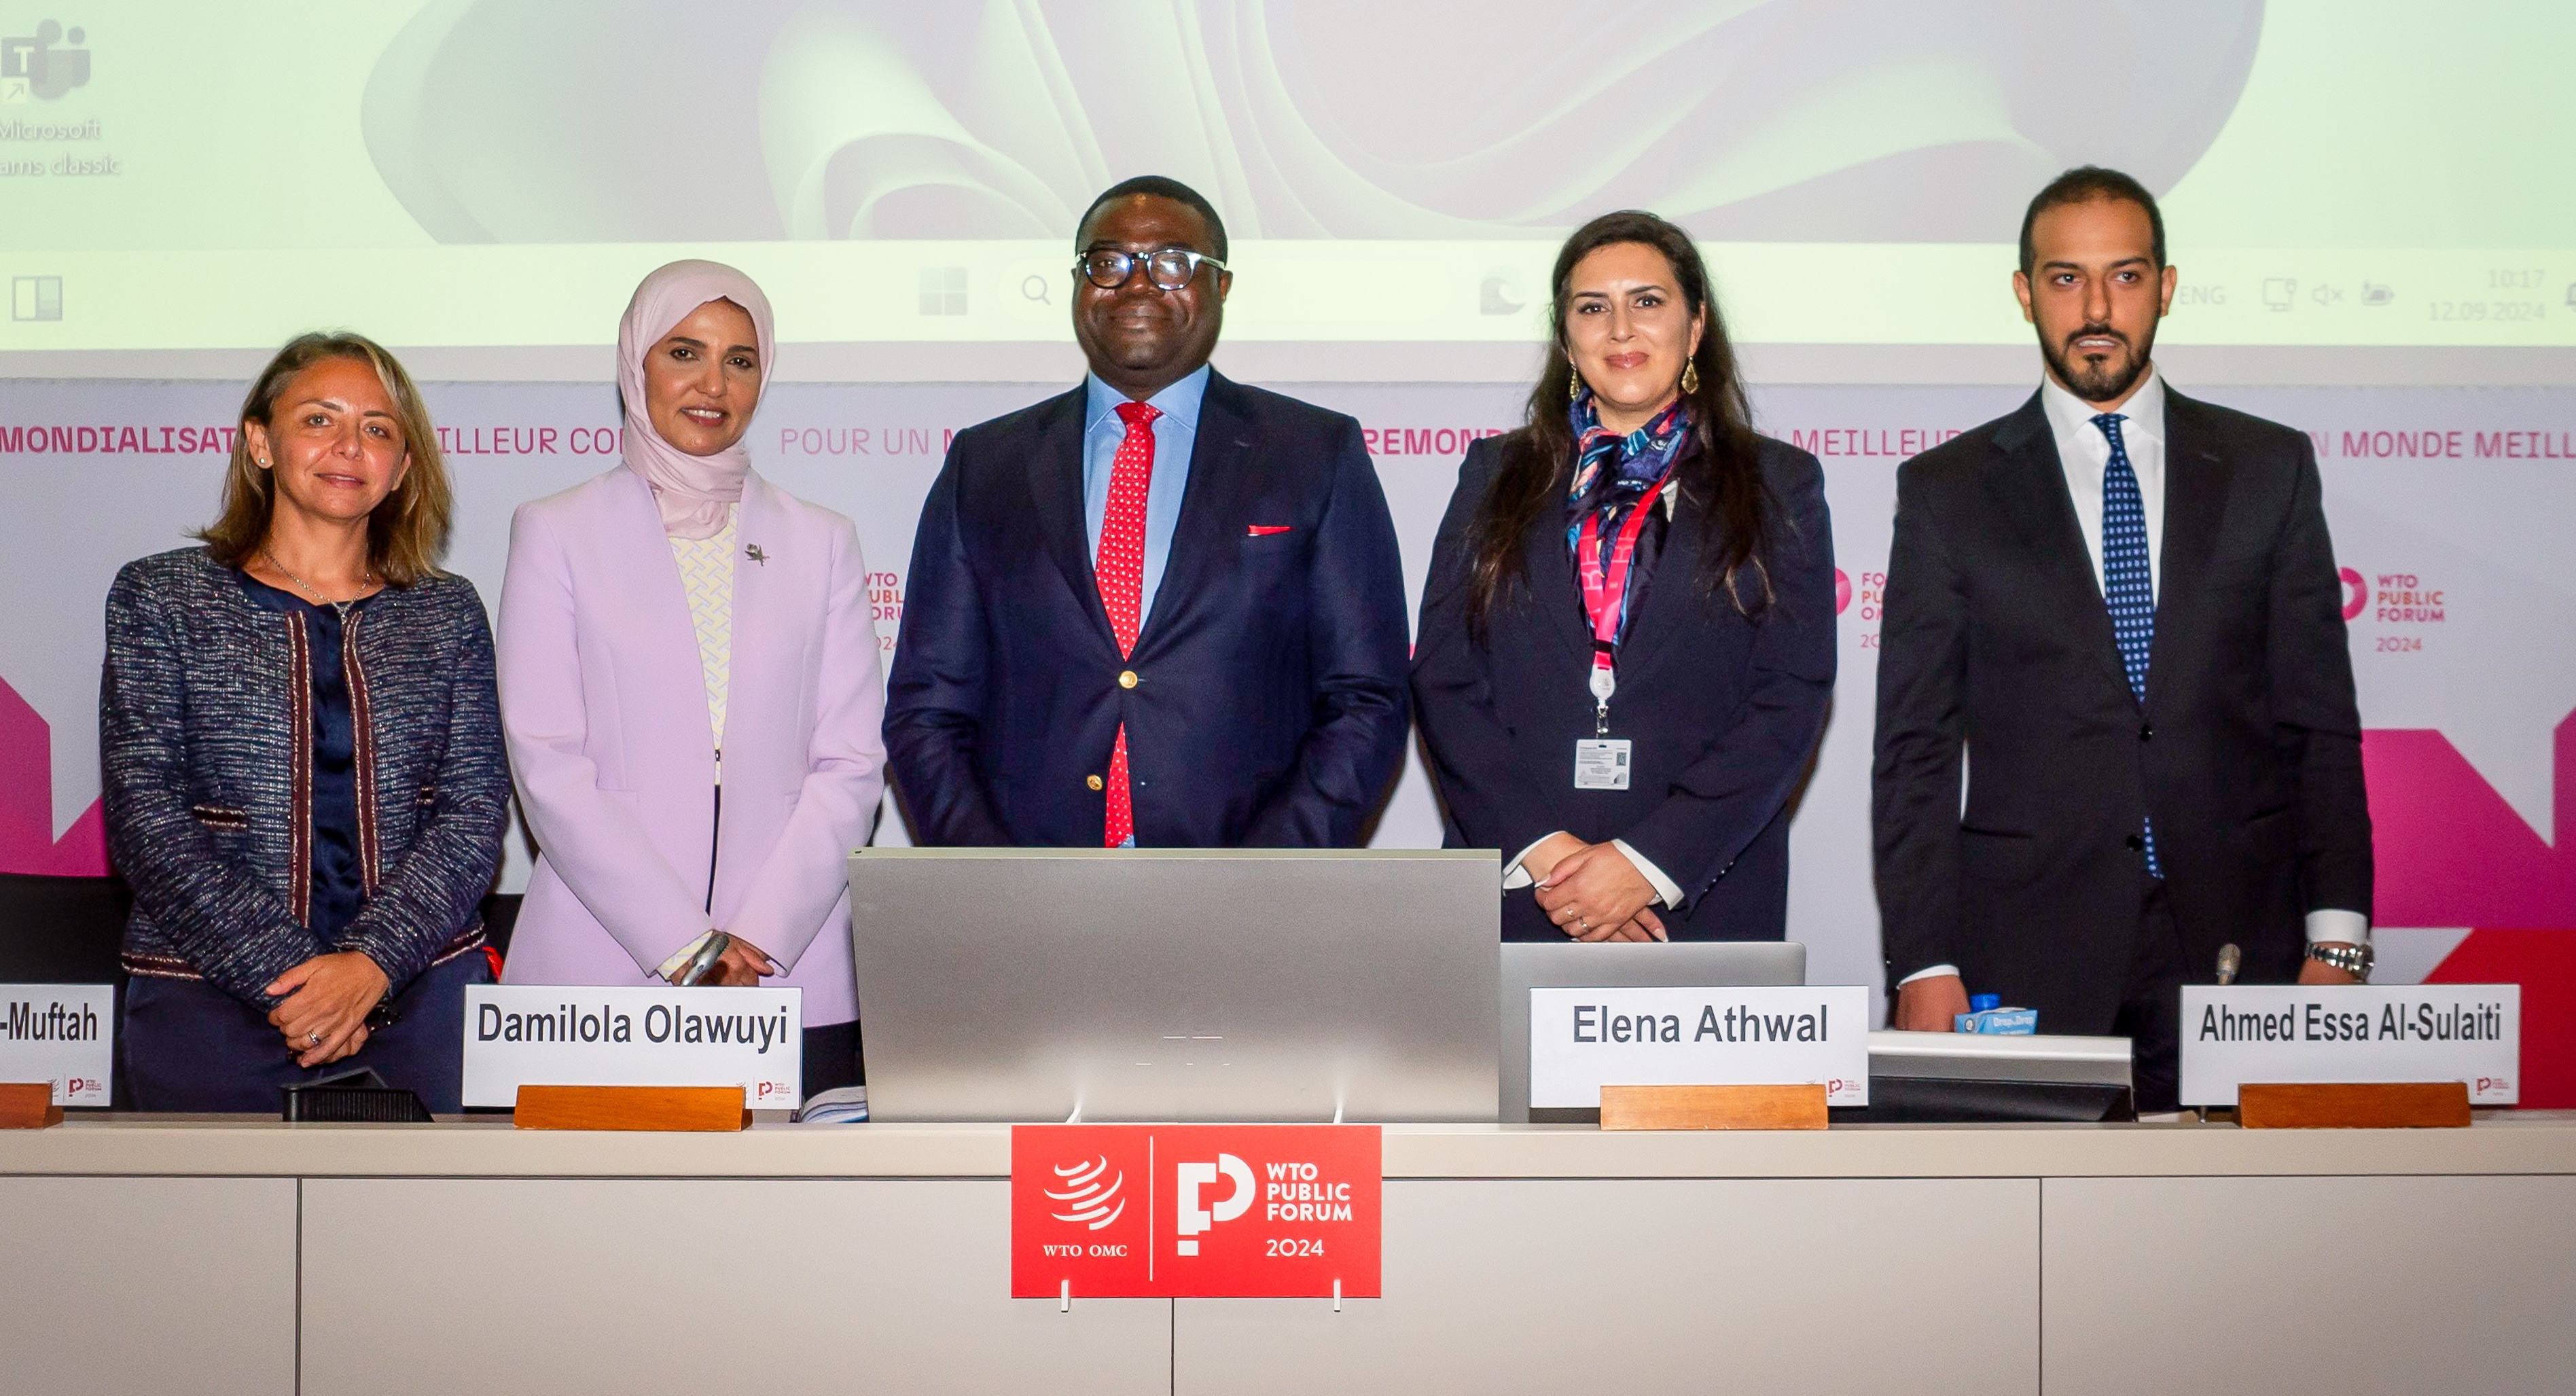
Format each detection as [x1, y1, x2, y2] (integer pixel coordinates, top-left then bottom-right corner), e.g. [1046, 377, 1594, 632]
[1563, 389, 1693, 649]
[1565, 389, 1692, 539]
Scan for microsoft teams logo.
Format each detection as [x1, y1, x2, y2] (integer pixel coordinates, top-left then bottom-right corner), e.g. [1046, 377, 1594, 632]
[1, 20, 88, 103]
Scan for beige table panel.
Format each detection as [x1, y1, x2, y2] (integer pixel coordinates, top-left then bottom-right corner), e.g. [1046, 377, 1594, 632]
[300, 1178, 1168, 1396]
[14, 1115, 2576, 1180]
[2043, 1175, 2576, 1396]
[0, 1176, 297, 1396]
[1176, 1177, 2037, 1395]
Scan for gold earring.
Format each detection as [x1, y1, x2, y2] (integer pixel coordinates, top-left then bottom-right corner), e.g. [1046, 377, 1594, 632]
[1568, 372, 1582, 402]
[1681, 361, 1700, 395]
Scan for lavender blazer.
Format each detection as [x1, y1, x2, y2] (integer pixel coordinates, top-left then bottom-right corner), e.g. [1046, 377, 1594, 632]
[495, 466, 886, 1023]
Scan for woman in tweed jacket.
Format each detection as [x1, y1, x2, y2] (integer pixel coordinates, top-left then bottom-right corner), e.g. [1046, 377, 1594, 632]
[101, 333, 507, 1113]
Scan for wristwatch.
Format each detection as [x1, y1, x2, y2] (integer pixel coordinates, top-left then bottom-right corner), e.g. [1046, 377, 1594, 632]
[2305, 941, 2373, 982]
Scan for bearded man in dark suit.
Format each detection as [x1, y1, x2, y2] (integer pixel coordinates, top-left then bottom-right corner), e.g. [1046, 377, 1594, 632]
[1872, 167, 2374, 1112]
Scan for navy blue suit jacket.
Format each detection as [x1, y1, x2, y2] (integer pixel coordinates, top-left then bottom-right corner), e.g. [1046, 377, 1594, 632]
[885, 370, 1411, 847]
[1412, 435, 1836, 940]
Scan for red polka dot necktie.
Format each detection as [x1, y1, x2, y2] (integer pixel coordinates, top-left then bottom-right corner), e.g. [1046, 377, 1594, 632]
[1097, 399, 1160, 846]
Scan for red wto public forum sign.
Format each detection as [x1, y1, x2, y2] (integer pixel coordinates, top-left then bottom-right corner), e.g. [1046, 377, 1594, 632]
[1010, 1124, 1380, 1299]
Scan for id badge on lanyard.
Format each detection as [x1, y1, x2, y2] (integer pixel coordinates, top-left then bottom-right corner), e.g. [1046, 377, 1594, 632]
[1571, 473, 1672, 791]
[1577, 664, 1631, 789]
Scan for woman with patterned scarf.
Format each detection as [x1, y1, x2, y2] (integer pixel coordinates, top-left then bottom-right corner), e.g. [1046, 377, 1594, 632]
[1413, 211, 1836, 943]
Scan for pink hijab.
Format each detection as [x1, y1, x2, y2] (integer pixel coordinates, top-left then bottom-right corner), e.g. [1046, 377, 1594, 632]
[616, 259, 778, 539]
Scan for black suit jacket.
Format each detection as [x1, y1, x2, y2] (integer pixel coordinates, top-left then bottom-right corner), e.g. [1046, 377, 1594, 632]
[884, 370, 1411, 848]
[1412, 435, 1837, 940]
[1872, 387, 2372, 1031]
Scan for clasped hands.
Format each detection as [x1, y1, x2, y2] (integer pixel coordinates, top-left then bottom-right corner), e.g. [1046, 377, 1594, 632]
[265, 950, 390, 1069]
[1526, 832, 1666, 942]
[667, 933, 781, 988]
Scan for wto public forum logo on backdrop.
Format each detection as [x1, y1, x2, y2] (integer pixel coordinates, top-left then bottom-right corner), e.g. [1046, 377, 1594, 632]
[2363, 567, 2444, 624]
[2341, 562, 2445, 654]
[1, 20, 88, 102]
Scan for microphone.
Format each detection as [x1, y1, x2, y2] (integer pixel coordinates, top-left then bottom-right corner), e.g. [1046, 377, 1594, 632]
[673, 931, 732, 986]
[2215, 943, 2241, 986]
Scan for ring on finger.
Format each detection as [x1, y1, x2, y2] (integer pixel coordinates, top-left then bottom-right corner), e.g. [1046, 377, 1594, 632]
[308, 1031, 322, 1045]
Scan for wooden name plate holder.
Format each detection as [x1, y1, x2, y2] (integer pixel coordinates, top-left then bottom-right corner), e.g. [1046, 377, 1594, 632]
[514, 1085, 750, 1132]
[2237, 1081, 2472, 1129]
[0, 1082, 65, 1129]
[1600, 1084, 1829, 1131]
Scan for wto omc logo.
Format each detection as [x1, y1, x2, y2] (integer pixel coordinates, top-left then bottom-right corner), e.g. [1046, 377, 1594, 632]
[1044, 1155, 1126, 1231]
[1174, 1153, 1254, 1256]
[2339, 567, 2367, 622]
[1, 20, 88, 102]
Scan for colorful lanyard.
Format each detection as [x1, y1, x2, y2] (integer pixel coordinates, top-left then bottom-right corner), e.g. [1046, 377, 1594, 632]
[1573, 466, 1677, 733]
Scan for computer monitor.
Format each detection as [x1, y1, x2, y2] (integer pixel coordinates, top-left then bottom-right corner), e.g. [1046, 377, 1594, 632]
[1498, 940, 1808, 1122]
[846, 848, 1500, 1122]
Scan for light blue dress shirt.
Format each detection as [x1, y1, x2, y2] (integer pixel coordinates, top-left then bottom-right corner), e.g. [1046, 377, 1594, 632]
[1082, 365, 1208, 632]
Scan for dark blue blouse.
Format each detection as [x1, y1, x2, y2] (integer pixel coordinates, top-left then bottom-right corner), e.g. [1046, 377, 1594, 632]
[236, 571, 374, 942]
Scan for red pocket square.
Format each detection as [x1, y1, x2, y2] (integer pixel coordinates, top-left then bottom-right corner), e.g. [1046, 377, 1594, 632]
[1247, 524, 1292, 537]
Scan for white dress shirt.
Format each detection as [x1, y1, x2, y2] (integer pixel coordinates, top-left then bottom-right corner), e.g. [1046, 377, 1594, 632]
[2043, 369, 2167, 604]
[1899, 371, 2365, 992]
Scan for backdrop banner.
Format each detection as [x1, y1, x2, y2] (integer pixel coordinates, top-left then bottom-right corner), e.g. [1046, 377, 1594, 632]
[5, 376, 2570, 1101]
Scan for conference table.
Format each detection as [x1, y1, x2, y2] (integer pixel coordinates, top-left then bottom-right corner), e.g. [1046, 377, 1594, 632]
[4, 1113, 2571, 1395]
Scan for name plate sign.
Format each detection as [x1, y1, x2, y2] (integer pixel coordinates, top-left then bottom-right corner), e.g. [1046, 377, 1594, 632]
[0, 984, 113, 1106]
[2180, 984, 2520, 1107]
[462, 985, 802, 1109]
[1530, 986, 1870, 1109]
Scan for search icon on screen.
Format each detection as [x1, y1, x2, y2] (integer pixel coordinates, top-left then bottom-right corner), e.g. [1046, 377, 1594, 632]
[997, 259, 1071, 325]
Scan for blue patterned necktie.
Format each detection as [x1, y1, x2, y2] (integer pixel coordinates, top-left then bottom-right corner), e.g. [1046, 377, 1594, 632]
[2094, 412, 2162, 878]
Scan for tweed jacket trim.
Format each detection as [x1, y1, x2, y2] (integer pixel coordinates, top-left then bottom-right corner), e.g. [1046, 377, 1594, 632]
[284, 610, 314, 927]
[344, 609, 386, 896]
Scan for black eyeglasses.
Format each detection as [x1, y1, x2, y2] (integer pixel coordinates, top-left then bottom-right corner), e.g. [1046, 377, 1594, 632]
[1076, 247, 1227, 291]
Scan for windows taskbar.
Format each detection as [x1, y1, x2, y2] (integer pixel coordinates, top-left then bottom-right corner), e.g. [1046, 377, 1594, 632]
[1, 243, 2568, 351]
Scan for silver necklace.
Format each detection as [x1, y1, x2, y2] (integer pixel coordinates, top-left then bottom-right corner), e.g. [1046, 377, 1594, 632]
[260, 548, 373, 624]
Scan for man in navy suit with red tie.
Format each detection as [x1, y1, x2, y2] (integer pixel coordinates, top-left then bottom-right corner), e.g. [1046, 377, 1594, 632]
[885, 176, 1410, 847]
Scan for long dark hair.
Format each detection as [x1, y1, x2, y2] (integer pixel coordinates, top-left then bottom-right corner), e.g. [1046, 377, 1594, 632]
[1465, 211, 1772, 635]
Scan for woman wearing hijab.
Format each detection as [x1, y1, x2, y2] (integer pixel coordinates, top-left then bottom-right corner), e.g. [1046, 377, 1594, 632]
[103, 332, 506, 1111]
[497, 259, 887, 1095]
[1412, 211, 1835, 943]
